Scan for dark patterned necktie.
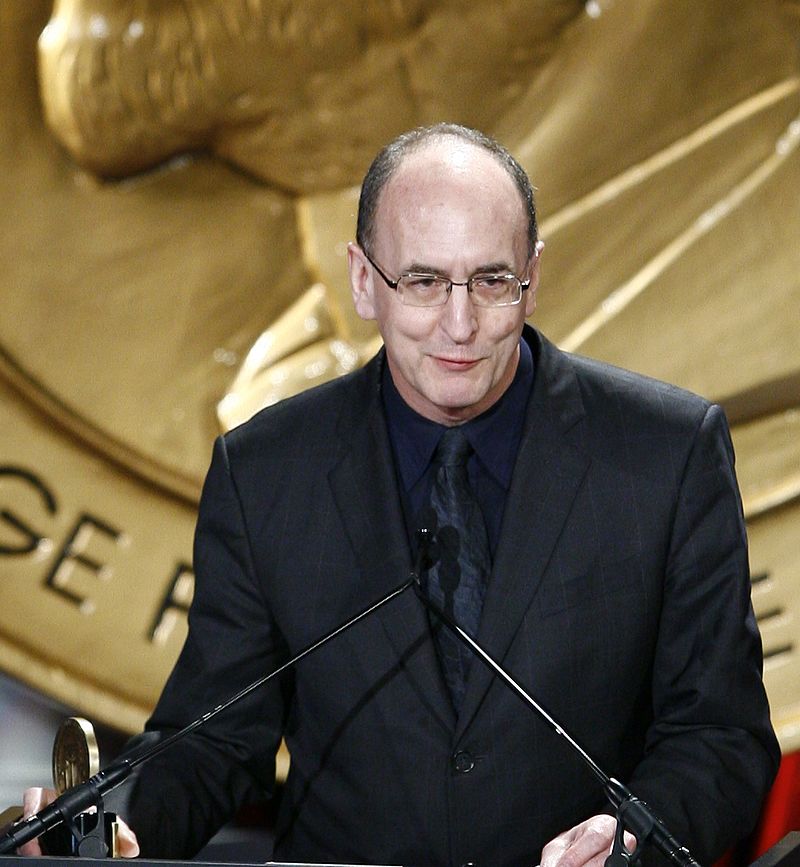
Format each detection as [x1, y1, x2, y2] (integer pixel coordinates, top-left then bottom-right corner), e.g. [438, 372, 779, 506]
[424, 427, 491, 714]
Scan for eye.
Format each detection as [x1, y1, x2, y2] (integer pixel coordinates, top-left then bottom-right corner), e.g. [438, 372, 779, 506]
[403, 274, 445, 292]
[473, 274, 513, 293]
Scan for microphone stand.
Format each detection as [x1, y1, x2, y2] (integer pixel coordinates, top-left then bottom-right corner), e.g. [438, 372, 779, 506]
[4, 525, 702, 867]
[0, 571, 420, 856]
[411, 528, 702, 867]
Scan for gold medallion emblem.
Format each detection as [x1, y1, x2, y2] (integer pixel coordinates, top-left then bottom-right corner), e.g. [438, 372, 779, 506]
[52, 718, 100, 795]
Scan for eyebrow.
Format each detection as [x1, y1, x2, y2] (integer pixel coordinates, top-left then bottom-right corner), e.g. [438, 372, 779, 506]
[403, 261, 516, 275]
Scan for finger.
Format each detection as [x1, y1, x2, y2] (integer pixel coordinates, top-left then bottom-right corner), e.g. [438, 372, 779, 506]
[17, 793, 43, 857]
[563, 819, 616, 867]
[114, 818, 140, 858]
[18, 787, 58, 856]
[623, 831, 637, 852]
[541, 826, 578, 867]
[18, 836, 44, 858]
[558, 827, 637, 867]
[542, 816, 620, 867]
[570, 829, 637, 867]
[22, 787, 51, 818]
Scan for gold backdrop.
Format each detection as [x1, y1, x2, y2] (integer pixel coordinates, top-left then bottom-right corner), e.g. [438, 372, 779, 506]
[1, 1, 799, 755]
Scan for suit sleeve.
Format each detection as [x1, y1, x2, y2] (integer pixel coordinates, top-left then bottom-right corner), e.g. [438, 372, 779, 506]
[626, 403, 780, 864]
[109, 435, 289, 859]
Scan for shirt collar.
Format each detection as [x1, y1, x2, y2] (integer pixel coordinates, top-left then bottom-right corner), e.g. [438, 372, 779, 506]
[382, 338, 534, 491]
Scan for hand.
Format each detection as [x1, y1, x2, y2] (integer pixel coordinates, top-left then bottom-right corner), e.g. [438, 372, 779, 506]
[18, 787, 140, 858]
[540, 814, 636, 867]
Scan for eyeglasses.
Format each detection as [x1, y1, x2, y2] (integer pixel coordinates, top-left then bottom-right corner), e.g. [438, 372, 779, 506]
[362, 250, 531, 308]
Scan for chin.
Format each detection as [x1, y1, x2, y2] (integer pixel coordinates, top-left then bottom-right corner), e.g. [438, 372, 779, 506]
[428, 386, 492, 418]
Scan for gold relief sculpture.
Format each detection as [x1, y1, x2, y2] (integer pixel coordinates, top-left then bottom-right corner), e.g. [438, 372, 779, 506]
[216, 281, 383, 432]
[36, 0, 581, 193]
[1, 0, 799, 755]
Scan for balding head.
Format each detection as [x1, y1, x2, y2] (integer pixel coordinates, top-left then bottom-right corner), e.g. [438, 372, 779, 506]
[356, 123, 538, 259]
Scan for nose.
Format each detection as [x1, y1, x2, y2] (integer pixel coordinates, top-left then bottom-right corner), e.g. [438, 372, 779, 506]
[438, 282, 478, 343]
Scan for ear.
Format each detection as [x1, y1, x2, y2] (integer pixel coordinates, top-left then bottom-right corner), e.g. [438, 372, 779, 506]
[524, 239, 544, 317]
[348, 242, 377, 321]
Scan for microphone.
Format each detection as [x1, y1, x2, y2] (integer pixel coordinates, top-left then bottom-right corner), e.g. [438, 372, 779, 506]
[0, 763, 132, 858]
[414, 506, 439, 576]
[411, 524, 702, 867]
[414, 507, 461, 607]
[0, 563, 423, 856]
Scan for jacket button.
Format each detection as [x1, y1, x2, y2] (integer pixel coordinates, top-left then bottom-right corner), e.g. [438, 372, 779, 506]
[452, 750, 475, 773]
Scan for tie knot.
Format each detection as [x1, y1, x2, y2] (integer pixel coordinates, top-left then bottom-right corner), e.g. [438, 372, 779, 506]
[434, 427, 473, 467]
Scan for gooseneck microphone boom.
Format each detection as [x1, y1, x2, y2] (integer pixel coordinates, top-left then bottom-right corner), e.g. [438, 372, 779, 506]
[2, 522, 701, 867]
[0, 544, 431, 856]
[411, 524, 702, 867]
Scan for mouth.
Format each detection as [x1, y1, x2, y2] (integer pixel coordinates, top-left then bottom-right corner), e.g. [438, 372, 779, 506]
[432, 355, 481, 371]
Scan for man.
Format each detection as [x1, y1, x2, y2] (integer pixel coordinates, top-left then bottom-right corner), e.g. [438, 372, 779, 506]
[22, 124, 778, 866]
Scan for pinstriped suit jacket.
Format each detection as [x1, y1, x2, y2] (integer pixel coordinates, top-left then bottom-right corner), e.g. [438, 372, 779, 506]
[121, 325, 779, 867]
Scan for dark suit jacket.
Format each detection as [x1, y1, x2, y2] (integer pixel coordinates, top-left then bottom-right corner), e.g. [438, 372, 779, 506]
[122, 326, 779, 867]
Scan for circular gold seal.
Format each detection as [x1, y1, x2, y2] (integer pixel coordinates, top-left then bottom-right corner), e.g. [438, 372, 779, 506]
[52, 717, 100, 795]
[1, 0, 799, 760]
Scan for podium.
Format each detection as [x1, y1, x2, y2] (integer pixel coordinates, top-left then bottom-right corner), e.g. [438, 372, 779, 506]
[0, 833, 797, 867]
[0, 860, 403, 867]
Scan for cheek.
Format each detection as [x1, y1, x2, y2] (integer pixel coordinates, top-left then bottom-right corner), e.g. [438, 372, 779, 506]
[485, 312, 527, 345]
[382, 307, 439, 343]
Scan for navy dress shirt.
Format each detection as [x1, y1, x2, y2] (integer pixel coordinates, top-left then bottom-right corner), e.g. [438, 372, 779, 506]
[382, 339, 534, 557]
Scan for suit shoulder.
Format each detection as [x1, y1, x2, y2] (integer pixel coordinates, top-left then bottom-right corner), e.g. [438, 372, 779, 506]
[565, 350, 713, 430]
[222, 357, 379, 459]
[528, 326, 714, 434]
[545, 347, 734, 485]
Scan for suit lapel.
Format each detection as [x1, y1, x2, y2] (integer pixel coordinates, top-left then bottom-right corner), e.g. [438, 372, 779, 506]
[455, 331, 590, 742]
[327, 355, 456, 728]
[324, 335, 592, 740]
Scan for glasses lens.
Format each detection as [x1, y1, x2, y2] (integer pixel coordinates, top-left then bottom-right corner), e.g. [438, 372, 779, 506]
[397, 274, 451, 307]
[470, 274, 521, 307]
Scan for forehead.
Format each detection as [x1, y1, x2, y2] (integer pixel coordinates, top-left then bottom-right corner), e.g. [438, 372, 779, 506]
[372, 139, 528, 262]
